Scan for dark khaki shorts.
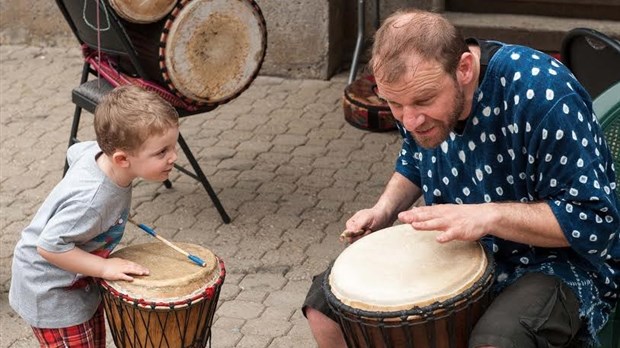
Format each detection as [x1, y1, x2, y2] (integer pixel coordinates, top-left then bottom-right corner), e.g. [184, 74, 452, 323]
[469, 272, 582, 348]
[303, 271, 582, 348]
[302, 270, 339, 322]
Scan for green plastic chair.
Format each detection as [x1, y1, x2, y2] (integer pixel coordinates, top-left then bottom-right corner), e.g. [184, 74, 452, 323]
[593, 81, 620, 348]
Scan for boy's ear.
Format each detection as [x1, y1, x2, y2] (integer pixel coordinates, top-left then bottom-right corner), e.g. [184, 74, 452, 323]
[111, 150, 130, 168]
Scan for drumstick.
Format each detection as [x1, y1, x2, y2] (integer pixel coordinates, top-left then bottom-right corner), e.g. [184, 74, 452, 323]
[131, 221, 207, 267]
[339, 229, 370, 243]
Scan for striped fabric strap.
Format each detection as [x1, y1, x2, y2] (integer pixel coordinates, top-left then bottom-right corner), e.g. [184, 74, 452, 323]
[81, 45, 201, 111]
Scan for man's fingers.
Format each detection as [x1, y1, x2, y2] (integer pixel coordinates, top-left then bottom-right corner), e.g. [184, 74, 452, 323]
[435, 231, 455, 243]
[398, 207, 438, 223]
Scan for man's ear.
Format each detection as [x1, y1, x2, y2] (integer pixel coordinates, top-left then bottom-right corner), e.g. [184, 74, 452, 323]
[111, 150, 130, 168]
[456, 52, 476, 85]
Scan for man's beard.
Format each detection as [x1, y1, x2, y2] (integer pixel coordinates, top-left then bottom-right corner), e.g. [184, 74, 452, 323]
[413, 83, 465, 149]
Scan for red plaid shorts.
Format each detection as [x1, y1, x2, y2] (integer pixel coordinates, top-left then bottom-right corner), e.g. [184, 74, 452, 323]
[31, 304, 105, 348]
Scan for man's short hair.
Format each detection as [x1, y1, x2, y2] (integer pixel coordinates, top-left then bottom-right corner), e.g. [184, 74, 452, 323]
[370, 9, 469, 84]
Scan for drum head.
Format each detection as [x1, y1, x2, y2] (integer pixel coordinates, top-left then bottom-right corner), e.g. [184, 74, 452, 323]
[109, 0, 177, 23]
[104, 242, 219, 301]
[161, 0, 267, 104]
[328, 224, 487, 312]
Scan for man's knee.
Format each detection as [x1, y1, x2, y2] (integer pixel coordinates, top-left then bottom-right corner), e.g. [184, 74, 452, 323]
[305, 307, 347, 348]
[469, 273, 581, 348]
[306, 306, 334, 326]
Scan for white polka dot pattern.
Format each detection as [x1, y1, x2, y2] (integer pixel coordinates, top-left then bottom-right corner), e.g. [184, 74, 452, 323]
[394, 43, 619, 336]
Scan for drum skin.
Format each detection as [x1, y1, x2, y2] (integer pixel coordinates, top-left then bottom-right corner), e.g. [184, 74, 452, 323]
[343, 74, 397, 132]
[324, 224, 495, 348]
[99, 242, 225, 348]
[160, 0, 267, 105]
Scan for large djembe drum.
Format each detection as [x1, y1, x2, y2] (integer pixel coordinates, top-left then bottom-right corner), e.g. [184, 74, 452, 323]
[106, 0, 267, 107]
[324, 224, 494, 348]
[99, 242, 225, 347]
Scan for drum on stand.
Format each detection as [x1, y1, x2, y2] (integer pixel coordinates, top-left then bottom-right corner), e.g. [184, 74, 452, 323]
[99, 242, 225, 347]
[343, 74, 397, 132]
[324, 224, 494, 348]
[114, 0, 267, 107]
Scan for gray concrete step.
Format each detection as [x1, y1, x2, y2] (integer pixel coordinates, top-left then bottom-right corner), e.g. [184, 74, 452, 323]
[445, 11, 620, 53]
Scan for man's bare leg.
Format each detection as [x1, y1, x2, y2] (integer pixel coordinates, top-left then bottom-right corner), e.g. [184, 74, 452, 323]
[306, 307, 347, 348]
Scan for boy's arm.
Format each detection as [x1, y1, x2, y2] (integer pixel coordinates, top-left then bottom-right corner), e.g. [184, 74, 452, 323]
[37, 246, 149, 281]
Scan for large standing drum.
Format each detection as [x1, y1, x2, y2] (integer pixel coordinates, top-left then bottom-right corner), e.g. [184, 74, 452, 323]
[117, 0, 267, 107]
[99, 242, 225, 348]
[324, 224, 494, 348]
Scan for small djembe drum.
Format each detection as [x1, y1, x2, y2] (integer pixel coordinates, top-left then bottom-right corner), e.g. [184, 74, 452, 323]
[99, 242, 225, 348]
[343, 74, 397, 132]
[324, 224, 494, 348]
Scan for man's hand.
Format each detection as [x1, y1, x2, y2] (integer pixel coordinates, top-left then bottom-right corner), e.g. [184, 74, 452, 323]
[342, 207, 394, 243]
[399, 202, 568, 247]
[398, 204, 493, 243]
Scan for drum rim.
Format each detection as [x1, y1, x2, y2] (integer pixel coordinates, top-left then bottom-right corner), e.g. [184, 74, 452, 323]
[108, 0, 177, 23]
[323, 246, 495, 320]
[343, 85, 392, 112]
[157, 0, 268, 107]
[99, 258, 226, 309]
[342, 96, 397, 132]
[343, 92, 393, 113]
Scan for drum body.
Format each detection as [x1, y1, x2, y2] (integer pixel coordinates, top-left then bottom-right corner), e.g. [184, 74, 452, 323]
[324, 224, 494, 348]
[343, 74, 397, 132]
[116, 0, 267, 107]
[100, 242, 225, 348]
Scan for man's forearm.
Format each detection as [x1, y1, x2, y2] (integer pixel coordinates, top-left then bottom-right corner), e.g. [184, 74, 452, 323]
[485, 201, 569, 247]
[374, 172, 422, 223]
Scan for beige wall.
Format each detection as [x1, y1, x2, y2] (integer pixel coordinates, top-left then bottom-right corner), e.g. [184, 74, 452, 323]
[0, 0, 439, 79]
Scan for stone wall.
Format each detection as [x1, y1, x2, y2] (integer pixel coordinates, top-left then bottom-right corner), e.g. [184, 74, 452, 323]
[0, 0, 438, 79]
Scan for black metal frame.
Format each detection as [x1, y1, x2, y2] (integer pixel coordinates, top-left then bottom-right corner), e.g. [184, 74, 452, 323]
[54, 0, 230, 223]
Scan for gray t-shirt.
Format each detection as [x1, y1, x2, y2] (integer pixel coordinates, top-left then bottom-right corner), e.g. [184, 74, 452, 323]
[9, 141, 132, 328]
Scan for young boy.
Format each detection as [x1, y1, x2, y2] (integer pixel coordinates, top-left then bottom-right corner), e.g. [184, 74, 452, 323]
[9, 85, 180, 347]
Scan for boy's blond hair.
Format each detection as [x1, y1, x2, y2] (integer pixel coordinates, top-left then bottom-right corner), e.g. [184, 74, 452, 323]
[94, 86, 179, 155]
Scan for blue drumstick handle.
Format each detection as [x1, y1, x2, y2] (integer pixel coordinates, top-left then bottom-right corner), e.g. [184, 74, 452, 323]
[138, 223, 157, 237]
[188, 254, 207, 267]
[135, 222, 206, 267]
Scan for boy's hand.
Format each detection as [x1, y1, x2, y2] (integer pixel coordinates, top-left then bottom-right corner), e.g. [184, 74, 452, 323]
[101, 257, 150, 282]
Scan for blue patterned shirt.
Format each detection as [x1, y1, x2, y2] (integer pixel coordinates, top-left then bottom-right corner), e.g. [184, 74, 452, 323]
[395, 42, 619, 340]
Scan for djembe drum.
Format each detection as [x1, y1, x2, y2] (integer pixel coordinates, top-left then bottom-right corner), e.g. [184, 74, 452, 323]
[342, 74, 397, 132]
[99, 242, 225, 348]
[112, 0, 267, 107]
[324, 224, 494, 348]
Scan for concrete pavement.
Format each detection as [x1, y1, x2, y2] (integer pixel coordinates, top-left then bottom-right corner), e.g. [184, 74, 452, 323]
[0, 44, 402, 347]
